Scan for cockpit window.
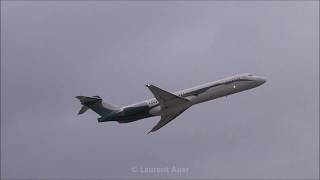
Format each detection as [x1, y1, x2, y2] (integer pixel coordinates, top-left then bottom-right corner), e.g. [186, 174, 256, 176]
[248, 74, 253, 76]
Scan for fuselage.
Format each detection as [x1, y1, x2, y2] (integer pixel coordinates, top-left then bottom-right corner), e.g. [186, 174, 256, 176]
[100, 73, 266, 123]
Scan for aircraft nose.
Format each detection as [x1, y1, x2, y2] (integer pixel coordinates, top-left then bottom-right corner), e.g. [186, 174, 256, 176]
[256, 76, 266, 85]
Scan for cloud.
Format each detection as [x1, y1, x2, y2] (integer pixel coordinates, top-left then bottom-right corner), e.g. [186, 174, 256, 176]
[1, 1, 318, 179]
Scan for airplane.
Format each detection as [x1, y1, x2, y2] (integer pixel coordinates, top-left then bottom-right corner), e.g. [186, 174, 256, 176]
[76, 73, 266, 134]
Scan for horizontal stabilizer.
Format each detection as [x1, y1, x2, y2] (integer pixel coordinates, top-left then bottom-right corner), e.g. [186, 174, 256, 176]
[78, 105, 89, 115]
[76, 96, 101, 104]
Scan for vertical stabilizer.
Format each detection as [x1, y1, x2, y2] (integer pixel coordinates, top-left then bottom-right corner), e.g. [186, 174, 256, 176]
[75, 96, 120, 116]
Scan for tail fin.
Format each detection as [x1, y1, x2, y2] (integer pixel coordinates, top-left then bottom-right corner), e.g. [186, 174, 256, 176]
[75, 96, 120, 116]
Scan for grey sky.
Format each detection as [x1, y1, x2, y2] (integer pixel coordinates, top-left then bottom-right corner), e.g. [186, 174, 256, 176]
[1, 1, 319, 179]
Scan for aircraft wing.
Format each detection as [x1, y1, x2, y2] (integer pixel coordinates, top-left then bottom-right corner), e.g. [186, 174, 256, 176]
[146, 84, 190, 133]
[146, 84, 189, 108]
[148, 108, 188, 134]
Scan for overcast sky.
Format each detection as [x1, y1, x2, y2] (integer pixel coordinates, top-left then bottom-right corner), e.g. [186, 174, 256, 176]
[1, 1, 319, 179]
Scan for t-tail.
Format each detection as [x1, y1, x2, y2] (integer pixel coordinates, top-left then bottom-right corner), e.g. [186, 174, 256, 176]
[75, 96, 120, 117]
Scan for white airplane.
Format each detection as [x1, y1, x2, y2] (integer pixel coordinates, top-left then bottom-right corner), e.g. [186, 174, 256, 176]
[76, 73, 266, 134]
